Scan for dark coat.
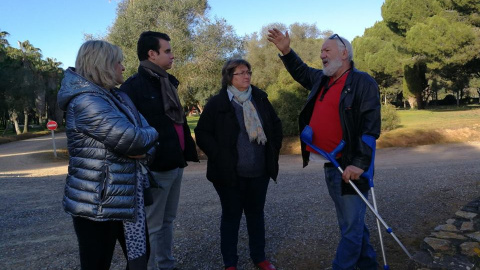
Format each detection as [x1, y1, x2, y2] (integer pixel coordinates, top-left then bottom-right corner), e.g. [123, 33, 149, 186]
[120, 66, 199, 172]
[194, 86, 283, 186]
[58, 68, 159, 221]
[280, 50, 381, 194]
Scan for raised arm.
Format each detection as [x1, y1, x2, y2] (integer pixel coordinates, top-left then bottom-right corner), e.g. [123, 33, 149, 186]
[267, 28, 291, 55]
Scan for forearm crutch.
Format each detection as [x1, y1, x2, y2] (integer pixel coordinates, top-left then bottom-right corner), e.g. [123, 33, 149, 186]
[359, 134, 389, 269]
[300, 125, 412, 260]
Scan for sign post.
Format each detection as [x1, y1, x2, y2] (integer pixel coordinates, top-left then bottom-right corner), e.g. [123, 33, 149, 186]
[46, 121, 58, 158]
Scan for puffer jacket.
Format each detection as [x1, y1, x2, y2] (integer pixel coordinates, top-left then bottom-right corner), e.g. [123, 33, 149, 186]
[280, 49, 381, 194]
[58, 68, 159, 221]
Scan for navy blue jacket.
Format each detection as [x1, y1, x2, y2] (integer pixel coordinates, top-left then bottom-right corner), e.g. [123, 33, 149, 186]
[58, 68, 159, 221]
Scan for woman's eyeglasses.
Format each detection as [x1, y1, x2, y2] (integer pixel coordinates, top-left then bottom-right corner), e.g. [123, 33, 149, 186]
[233, 71, 253, 77]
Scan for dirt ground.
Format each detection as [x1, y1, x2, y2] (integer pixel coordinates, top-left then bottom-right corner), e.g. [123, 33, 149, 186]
[1, 133, 479, 269]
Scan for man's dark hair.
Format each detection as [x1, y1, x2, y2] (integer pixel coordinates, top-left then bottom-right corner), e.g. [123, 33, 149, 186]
[221, 59, 251, 89]
[137, 31, 171, 61]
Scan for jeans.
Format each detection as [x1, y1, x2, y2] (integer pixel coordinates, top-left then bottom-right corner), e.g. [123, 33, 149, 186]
[214, 175, 270, 268]
[146, 168, 183, 270]
[324, 166, 377, 270]
[72, 217, 127, 270]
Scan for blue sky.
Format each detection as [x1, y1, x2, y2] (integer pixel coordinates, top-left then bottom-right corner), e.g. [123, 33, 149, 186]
[0, 0, 384, 69]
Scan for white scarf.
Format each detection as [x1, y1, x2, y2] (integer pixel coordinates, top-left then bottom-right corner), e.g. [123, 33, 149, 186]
[228, 85, 267, 145]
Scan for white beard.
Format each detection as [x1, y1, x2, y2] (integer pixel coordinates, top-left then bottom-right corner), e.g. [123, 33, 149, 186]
[323, 57, 343, 77]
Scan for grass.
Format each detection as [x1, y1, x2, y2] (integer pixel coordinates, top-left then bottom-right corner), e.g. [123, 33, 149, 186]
[0, 126, 64, 145]
[187, 105, 480, 154]
[187, 115, 200, 132]
[2, 106, 480, 154]
[378, 105, 480, 148]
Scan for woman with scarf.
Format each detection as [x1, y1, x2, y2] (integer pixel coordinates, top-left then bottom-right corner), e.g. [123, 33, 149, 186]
[57, 40, 158, 270]
[195, 59, 283, 270]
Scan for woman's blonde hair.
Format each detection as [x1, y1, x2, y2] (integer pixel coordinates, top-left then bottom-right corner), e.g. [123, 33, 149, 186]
[75, 40, 123, 89]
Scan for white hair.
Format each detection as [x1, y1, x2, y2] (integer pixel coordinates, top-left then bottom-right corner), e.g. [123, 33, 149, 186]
[331, 35, 353, 62]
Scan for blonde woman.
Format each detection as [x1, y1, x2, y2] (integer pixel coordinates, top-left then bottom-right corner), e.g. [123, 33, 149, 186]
[58, 40, 158, 270]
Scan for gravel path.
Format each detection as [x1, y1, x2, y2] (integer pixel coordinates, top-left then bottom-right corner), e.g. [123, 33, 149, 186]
[1, 134, 479, 269]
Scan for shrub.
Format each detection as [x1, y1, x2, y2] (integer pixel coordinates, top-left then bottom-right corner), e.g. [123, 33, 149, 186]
[267, 88, 307, 136]
[381, 103, 400, 131]
[442, 94, 457, 105]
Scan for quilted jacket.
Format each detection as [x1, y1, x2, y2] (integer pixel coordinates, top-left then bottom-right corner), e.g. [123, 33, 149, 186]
[58, 68, 158, 221]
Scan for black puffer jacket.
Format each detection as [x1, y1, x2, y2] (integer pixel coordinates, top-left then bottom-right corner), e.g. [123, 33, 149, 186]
[280, 50, 381, 194]
[194, 86, 283, 186]
[58, 68, 159, 221]
[120, 66, 199, 172]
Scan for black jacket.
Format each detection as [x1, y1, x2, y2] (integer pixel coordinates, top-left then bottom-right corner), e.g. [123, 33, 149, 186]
[194, 86, 283, 186]
[280, 50, 381, 194]
[120, 66, 198, 172]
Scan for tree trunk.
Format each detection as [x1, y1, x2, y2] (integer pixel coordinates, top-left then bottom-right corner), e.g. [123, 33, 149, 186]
[9, 110, 21, 135]
[2, 121, 11, 136]
[416, 93, 424, 109]
[194, 104, 203, 114]
[408, 96, 417, 109]
[477, 88, 480, 104]
[23, 108, 29, 133]
[35, 75, 47, 125]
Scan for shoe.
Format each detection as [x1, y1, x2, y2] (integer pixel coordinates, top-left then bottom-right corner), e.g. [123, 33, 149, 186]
[225, 267, 237, 270]
[256, 260, 276, 270]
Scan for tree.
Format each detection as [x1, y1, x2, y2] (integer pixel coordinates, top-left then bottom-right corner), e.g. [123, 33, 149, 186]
[107, 0, 244, 111]
[17, 40, 44, 132]
[354, 0, 480, 109]
[381, 0, 442, 108]
[42, 58, 64, 124]
[0, 36, 63, 134]
[0, 30, 9, 48]
[108, 0, 208, 76]
[180, 17, 243, 110]
[352, 21, 405, 106]
[405, 11, 480, 106]
[0, 30, 10, 128]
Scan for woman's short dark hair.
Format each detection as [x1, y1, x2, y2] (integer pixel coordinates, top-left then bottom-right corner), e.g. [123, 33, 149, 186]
[137, 31, 170, 61]
[221, 59, 251, 89]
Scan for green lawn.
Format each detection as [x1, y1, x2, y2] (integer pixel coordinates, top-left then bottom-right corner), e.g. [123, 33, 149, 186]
[187, 105, 480, 149]
[379, 105, 480, 148]
[2, 106, 479, 149]
[187, 115, 199, 133]
[396, 106, 480, 130]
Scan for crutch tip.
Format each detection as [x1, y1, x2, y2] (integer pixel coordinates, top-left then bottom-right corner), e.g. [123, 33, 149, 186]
[383, 265, 390, 270]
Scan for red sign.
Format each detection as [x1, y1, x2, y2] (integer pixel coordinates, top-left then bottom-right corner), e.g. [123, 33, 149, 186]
[46, 121, 58, 130]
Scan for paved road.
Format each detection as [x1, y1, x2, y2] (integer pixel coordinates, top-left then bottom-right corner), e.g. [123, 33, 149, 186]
[0, 133, 479, 269]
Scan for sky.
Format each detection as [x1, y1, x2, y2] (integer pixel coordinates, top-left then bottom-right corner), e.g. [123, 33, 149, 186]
[0, 0, 384, 69]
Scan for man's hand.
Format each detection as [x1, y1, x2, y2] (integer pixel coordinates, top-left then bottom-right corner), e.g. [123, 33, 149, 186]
[267, 28, 291, 55]
[342, 165, 364, 183]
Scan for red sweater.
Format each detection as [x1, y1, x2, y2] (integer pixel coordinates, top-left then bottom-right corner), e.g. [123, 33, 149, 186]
[307, 72, 349, 156]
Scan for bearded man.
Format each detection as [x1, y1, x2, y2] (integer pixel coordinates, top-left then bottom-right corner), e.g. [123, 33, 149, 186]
[267, 29, 381, 270]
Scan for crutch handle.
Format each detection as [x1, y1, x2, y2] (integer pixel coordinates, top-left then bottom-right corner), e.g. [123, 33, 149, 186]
[360, 134, 376, 187]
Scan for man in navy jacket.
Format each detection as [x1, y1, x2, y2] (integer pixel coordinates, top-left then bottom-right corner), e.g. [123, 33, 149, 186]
[268, 28, 381, 270]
